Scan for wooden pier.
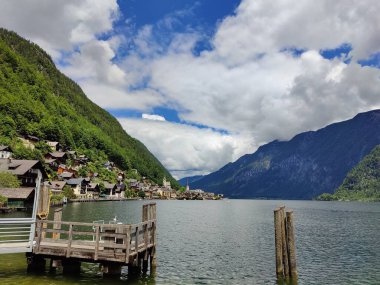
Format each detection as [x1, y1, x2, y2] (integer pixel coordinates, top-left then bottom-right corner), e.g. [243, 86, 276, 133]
[27, 203, 157, 277]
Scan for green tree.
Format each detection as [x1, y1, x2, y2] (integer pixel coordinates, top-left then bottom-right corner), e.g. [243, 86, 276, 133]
[0, 194, 8, 205]
[124, 189, 136, 198]
[0, 172, 20, 188]
[99, 182, 106, 194]
[62, 185, 76, 199]
[138, 190, 146, 199]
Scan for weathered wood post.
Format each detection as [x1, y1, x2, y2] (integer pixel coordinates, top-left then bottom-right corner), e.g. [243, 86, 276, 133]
[274, 208, 284, 278]
[142, 204, 149, 274]
[142, 204, 148, 222]
[37, 184, 50, 238]
[52, 208, 62, 239]
[274, 206, 298, 281]
[280, 206, 290, 278]
[286, 210, 297, 279]
[150, 203, 157, 275]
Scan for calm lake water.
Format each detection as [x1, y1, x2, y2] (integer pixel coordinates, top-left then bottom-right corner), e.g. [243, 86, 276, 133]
[0, 200, 379, 284]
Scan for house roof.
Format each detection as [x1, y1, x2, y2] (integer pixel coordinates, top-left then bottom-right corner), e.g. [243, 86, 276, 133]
[0, 145, 11, 151]
[88, 183, 99, 189]
[103, 182, 116, 189]
[26, 135, 39, 141]
[0, 159, 41, 175]
[0, 188, 34, 199]
[116, 183, 126, 192]
[48, 152, 66, 158]
[66, 178, 85, 185]
[44, 158, 56, 164]
[47, 141, 59, 147]
[49, 181, 66, 190]
[59, 172, 73, 178]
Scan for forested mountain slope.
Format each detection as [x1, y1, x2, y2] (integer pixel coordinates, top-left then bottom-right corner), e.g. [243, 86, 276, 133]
[318, 145, 380, 201]
[0, 28, 178, 187]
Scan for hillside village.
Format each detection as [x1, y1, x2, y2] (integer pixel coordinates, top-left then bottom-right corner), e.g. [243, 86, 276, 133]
[0, 136, 222, 210]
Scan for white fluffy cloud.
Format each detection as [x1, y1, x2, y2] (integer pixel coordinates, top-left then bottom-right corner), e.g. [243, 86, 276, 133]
[118, 118, 253, 178]
[1, 0, 380, 178]
[142, 114, 166, 121]
[0, 0, 118, 59]
[212, 0, 380, 64]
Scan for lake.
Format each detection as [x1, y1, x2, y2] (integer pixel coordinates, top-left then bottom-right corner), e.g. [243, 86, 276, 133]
[0, 200, 379, 284]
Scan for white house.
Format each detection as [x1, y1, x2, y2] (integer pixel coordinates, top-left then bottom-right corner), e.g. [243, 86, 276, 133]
[0, 146, 12, 159]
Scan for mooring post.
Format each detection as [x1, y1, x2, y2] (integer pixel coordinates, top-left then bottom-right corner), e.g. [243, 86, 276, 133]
[274, 206, 298, 282]
[142, 204, 148, 222]
[280, 206, 290, 278]
[53, 208, 62, 239]
[274, 208, 283, 278]
[286, 210, 297, 279]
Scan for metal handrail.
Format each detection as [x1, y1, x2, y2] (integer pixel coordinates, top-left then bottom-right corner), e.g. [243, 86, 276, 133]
[0, 170, 42, 253]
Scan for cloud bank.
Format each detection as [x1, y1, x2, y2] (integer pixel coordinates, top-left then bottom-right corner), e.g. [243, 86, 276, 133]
[1, 0, 380, 177]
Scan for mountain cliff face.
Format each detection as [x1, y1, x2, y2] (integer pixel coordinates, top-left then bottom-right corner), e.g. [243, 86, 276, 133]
[178, 175, 204, 186]
[191, 110, 380, 199]
[0, 28, 178, 187]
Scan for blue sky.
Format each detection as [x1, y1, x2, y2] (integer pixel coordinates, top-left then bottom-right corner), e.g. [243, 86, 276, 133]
[104, 0, 242, 129]
[106, 1, 380, 129]
[1, 0, 379, 178]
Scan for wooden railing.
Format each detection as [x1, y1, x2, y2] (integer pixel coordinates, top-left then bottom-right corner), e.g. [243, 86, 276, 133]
[34, 220, 156, 262]
[34, 214, 156, 263]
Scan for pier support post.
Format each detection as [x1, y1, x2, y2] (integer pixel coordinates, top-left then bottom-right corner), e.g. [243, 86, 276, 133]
[26, 253, 46, 273]
[49, 258, 62, 272]
[128, 256, 140, 278]
[62, 259, 81, 275]
[102, 263, 122, 276]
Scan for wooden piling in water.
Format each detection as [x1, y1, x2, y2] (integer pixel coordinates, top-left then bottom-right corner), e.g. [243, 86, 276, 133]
[280, 206, 290, 278]
[274, 206, 297, 281]
[286, 210, 297, 279]
[274, 208, 283, 278]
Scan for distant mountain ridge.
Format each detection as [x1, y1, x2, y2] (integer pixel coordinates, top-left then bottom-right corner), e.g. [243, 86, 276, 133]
[178, 175, 204, 186]
[191, 110, 380, 199]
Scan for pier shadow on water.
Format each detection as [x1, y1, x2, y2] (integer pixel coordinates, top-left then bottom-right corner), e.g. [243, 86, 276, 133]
[0, 253, 157, 285]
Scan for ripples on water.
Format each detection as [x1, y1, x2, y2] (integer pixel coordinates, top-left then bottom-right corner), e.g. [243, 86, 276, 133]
[0, 200, 379, 284]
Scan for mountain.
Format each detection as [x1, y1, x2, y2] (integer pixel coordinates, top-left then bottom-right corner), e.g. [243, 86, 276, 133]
[178, 175, 204, 186]
[317, 144, 380, 201]
[191, 110, 380, 199]
[0, 28, 178, 187]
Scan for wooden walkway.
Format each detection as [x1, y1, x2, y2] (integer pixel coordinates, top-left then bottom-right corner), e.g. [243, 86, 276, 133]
[33, 219, 155, 263]
[27, 203, 157, 276]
